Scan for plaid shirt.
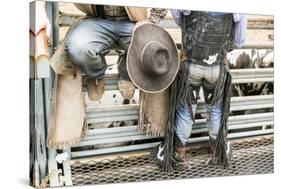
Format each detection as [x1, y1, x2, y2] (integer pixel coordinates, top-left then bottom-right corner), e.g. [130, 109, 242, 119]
[149, 8, 168, 24]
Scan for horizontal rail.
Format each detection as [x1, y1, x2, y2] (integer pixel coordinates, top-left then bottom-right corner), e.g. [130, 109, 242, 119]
[160, 18, 273, 30]
[71, 142, 161, 158]
[73, 134, 160, 148]
[231, 68, 274, 83]
[78, 41, 273, 58]
[74, 112, 273, 147]
[86, 110, 273, 136]
[83, 114, 273, 141]
[86, 95, 273, 123]
[176, 41, 273, 50]
[238, 41, 274, 49]
[192, 121, 273, 134]
[58, 12, 273, 30]
[189, 129, 273, 144]
[91, 68, 273, 91]
[71, 129, 273, 158]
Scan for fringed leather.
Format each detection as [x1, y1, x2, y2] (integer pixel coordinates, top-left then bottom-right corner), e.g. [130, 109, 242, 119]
[161, 80, 177, 172]
[211, 67, 232, 168]
[138, 90, 169, 137]
[160, 63, 232, 172]
[47, 116, 88, 150]
[161, 63, 192, 172]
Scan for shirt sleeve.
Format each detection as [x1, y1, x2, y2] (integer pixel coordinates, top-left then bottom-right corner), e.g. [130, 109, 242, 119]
[171, 9, 182, 26]
[171, 9, 191, 26]
[232, 14, 247, 48]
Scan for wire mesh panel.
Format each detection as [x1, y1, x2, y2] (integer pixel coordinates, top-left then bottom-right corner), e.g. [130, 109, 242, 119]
[70, 136, 273, 186]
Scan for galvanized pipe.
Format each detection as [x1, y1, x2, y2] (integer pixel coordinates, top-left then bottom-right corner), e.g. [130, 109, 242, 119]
[71, 129, 273, 158]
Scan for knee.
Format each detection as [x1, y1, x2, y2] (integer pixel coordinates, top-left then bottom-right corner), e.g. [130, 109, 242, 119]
[64, 34, 84, 64]
[65, 39, 104, 69]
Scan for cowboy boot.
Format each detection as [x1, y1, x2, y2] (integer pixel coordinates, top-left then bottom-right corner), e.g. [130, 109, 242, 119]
[174, 135, 191, 169]
[87, 79, 105, 101]
[206, 138, 233, 166]
[118, 80, 135, 100]
[206, 137, 217, 165]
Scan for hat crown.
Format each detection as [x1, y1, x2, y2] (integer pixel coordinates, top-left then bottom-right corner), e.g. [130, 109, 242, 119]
[141, 41, 170, 77]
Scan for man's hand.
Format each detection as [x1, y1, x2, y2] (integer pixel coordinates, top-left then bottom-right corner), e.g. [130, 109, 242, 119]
[180, 48, 187, 64]
[133, 20, 152, 32]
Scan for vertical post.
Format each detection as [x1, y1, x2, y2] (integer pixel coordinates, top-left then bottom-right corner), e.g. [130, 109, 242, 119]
[45, 1, 61, 187]
[62, 149, 73, 186]
[30, 79, 48, 187]
[29, 1, 48, 186]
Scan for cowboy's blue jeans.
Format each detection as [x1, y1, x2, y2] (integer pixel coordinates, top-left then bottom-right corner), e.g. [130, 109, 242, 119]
[175, 62, 223, 145]
[65, 17, 135, 80]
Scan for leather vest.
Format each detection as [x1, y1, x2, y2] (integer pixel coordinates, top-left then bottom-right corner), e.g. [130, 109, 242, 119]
[182, 12, 234, 65]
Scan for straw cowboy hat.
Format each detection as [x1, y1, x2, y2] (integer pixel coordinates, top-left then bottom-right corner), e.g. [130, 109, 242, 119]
[127, 23, 179, 93]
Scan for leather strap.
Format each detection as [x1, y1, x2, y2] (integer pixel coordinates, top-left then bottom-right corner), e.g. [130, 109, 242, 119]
[96, 5, 105, 18]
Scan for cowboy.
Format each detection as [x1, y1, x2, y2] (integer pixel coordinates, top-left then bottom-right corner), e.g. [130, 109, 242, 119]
[45, 3, 168, 149]
[65, 4, 168, 100]
[171, 10, 247, 168]
[154, 10, 247, 171]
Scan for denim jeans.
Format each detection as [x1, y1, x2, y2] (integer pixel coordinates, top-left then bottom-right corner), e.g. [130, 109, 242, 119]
[65, 17, 135, 80]
[175, 62, 223, 145]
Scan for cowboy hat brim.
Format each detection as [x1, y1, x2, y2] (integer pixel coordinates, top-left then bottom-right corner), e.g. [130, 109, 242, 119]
[127, 23, 179, 93]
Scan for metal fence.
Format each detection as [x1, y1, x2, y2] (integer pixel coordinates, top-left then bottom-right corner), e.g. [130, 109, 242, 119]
[34, 3, 274, 187]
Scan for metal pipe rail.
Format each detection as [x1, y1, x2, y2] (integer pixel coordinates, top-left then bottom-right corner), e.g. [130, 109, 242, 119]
[86, 68, 273, 91]
[71, 128, 273, 159]
[71, 93, 274, 159]
[78, 40, 273, 58]
[71, 112, 273, 158]
[71, 129, 273, 158]
[75, 112, 273, 148]
[86, 95, 273, 123]
[58, 11, 274, 30]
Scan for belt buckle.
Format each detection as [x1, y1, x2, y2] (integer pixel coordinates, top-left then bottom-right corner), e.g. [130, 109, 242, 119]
[203, 53, 218, 65]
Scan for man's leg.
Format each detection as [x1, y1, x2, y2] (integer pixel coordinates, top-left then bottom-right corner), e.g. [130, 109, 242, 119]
[202, 64, 232, 164]
[154, 101, 196, 168]
[175, 62, 204, 145]
[202, 64, 221, 140]
[116, 21, 136, 99]
[65, 18, 116, 79]
[175, 103, 197, 145]
[64, 18, 116, 100]
[173, 63, 203, 168]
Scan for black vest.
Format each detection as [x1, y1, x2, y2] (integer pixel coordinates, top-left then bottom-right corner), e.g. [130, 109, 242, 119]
[182, 11, 234, 65]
